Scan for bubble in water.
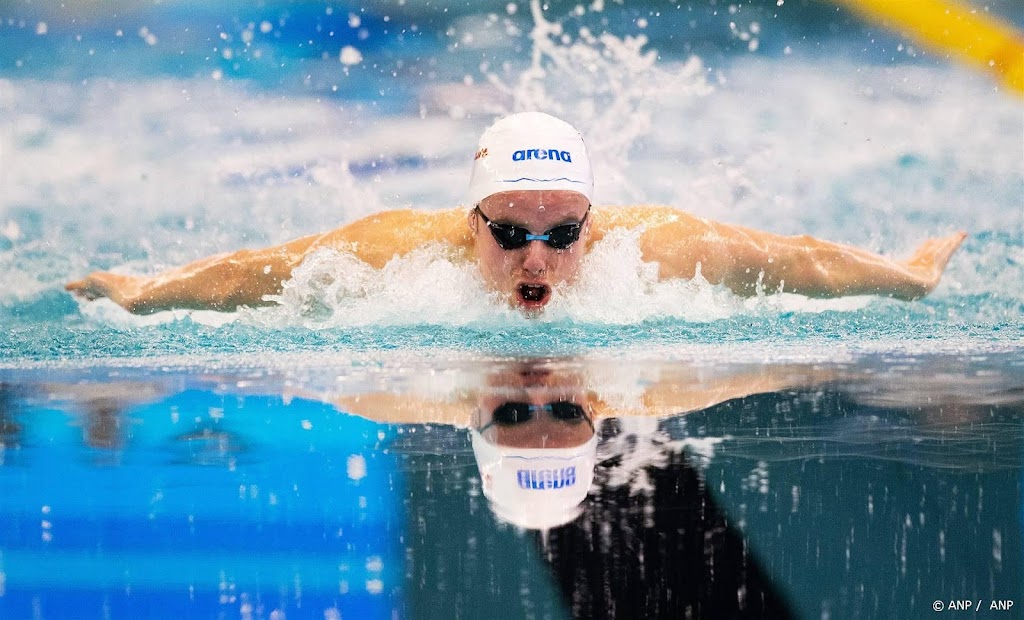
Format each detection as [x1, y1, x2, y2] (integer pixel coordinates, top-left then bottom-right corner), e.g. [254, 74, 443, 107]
[138, 26, 158, 46]
[340, 46, 363, 66]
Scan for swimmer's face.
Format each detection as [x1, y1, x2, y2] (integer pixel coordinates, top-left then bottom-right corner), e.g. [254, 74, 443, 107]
[469, 190, 591, 311]
[475, 365, 595, 449]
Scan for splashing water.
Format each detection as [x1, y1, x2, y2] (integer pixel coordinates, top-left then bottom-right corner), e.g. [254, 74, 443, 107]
[483, 0, 711, 202]
[219, 228, 869, 332]
[0, 0, 1021, 362]
[250, 245, 508, 328]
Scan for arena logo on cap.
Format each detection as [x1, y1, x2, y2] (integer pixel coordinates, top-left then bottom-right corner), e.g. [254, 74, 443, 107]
[516, 466, 577, 490]
[512, 148, 572, 163]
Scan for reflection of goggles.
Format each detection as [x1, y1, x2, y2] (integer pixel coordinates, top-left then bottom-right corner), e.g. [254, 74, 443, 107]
[475, 205, 590, 250]
[481, 401, 590, 432]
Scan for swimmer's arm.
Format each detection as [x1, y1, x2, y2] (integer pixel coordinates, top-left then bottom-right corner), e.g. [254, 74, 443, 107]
[328, 393, 475, 426]
[65, 209, 467, 314]
[65, 233, 326, 314]
[619, 365, 839, 418]
[276, 384, 475, 425]
[642, 217, 966, 300]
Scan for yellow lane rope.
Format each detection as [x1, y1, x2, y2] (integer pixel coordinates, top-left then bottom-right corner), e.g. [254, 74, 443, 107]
[832, 0, 1024, 96]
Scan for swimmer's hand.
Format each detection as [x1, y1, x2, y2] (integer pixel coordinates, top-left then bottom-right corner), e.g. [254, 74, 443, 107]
[65, 272, 149, 312]
[897, 232, 967, 299]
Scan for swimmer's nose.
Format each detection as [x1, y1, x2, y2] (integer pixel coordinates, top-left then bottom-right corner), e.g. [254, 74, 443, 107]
[521, 241, 549, 275]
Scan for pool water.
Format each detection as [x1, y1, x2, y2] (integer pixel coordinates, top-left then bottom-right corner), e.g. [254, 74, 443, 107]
[1, 0, 1023, 618]
[1, 353, 1022, 619]
[1, 0, 1022, 360]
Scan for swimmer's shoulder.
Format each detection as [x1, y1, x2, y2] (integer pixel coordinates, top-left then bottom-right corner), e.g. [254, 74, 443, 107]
[315, 207, 471, 268]
[590, 204, 707, 240]
[336, 207, 463, 230]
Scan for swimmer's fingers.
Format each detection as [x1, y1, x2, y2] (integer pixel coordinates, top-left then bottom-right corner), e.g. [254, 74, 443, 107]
[65, 274, 110, 300]
[906, 232, 967, 270]
[903, 232, 967, 290]
[65, 272, 143, 307]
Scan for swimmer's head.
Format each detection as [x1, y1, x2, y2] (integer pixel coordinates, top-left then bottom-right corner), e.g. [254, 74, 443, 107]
[474, 362, 596, 449]
[470, 362, 598, 530]
[467, 112, 594, 205]
[467, 113, 595, 311]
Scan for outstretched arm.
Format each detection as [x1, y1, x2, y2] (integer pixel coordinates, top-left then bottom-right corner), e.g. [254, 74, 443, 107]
[640, 213, 965, 300]
[65, 208, 470, 314]
[64, 233, 325, 314]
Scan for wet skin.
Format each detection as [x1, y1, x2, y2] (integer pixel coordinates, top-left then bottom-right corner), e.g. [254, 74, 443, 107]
[468, 190, 592, 311]
[65, 192, 967, 314]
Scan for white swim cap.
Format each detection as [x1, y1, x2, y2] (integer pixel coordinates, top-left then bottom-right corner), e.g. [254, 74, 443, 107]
[467, 112, 594, 206]
[470, 428, 597, 530]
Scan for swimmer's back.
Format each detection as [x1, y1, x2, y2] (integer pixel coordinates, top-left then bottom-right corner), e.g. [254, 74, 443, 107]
[314, 204, 703, 268]
[589, 204, 705, 246]
[315, 208, 472, 268]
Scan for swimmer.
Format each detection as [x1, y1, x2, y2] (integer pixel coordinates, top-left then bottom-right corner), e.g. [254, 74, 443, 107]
[290, 358, 838, 529]
[66, 112, 966, 314]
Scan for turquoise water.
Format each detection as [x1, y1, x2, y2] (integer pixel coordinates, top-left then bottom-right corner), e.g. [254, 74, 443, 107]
[1, 1, 1023, 618]
[0, 0, 1022, 363]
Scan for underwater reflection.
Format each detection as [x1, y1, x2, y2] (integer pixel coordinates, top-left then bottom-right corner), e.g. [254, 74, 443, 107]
[318, 358, 834, 528]
[0, 384, 24, 458]
[2, 355, 1021, 619]
[35, 381, 166, 449]
[320, 358, 843, 618]
[309, 356, 1022, 619]
[470, 365, 598, 530]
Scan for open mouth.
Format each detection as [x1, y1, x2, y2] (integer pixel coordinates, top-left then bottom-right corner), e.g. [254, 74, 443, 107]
[516, 283, 551, 308]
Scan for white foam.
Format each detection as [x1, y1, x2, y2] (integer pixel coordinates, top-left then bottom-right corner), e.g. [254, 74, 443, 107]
[598, 416, 726, 496]
[244, 245, 514, 328]
[483, 0, 712, 204]
[544, 227, 740, 323]
[235, 230, 868, 328]
[79, 297, 238, 328]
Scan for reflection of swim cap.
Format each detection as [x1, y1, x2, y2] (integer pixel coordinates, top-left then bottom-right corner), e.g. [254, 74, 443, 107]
[467, 112, 594, 206]
[470, 428, 598, 530]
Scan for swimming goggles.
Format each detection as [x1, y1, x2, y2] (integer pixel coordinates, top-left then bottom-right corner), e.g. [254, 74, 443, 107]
[474, 205, 590, 250]
[480, 401, 591, 432]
